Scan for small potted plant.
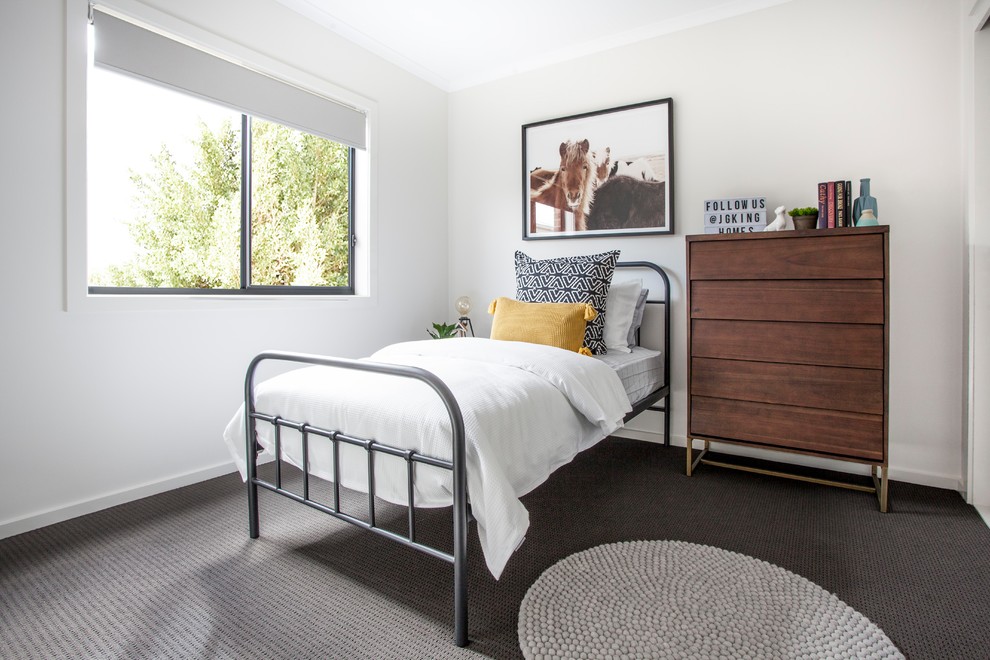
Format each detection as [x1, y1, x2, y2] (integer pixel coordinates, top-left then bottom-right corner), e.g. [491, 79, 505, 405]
[427, 322, 460, 339]
[789, 207, 819, 230]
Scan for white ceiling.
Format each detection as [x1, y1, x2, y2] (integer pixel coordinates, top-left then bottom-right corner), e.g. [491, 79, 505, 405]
[275, 0, 794, 91]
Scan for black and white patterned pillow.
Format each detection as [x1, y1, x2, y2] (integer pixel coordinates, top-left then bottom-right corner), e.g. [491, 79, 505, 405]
[514, 250, 619, 355]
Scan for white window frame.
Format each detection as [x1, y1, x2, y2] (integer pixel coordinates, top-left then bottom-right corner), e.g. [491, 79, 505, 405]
[65, 0, 378, 311]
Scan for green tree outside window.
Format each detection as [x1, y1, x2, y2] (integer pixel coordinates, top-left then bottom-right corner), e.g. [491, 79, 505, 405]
[91, 117, 350, 290]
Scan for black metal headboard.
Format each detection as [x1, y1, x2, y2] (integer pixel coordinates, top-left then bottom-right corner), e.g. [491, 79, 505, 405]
[614, 261, 671, 442]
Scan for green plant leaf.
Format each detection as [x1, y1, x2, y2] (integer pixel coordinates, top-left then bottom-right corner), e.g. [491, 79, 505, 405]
[428, 321, 460, 339]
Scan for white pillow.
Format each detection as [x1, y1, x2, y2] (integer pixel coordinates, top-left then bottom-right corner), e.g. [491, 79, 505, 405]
[626, 288, 650, 346]
[603, 279, 643, 353]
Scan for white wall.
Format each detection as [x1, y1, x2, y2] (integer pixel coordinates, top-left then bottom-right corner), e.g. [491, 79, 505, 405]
[448, 0, 966, 488]
[0, 0, 449, 535]
[966, 0, 990, 511]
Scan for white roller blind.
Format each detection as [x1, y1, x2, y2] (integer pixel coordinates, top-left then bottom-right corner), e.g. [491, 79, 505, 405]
[92, 9, 367, 150]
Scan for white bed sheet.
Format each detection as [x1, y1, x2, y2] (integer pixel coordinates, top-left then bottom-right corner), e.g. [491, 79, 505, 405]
[222, 338, 631, 579]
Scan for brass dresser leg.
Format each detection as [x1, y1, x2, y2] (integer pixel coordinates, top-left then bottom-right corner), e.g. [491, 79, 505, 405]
[872, 465, 890, 513]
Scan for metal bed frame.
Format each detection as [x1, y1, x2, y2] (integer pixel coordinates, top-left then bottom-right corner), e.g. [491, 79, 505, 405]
[243, 262, 671, 647]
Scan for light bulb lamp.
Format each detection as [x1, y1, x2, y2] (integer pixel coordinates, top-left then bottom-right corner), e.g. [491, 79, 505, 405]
[454, 296, 474, 337]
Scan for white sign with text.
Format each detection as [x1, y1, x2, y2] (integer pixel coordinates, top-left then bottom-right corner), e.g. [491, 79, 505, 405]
[703, 197, 767, 234]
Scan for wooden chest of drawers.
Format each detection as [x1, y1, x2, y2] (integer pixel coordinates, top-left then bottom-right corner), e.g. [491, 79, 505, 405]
[685, 227, 889, 510]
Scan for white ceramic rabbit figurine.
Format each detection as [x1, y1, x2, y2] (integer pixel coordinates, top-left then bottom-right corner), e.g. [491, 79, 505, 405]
[764, 205, 793, 231]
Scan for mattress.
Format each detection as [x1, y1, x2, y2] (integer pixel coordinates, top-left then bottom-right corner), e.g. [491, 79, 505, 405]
[595, 346, 664, 403]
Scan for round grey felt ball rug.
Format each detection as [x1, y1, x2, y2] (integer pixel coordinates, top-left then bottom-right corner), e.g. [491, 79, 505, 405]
[518, 540, 903, 659]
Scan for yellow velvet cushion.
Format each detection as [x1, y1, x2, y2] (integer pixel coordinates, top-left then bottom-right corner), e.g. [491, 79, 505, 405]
[488, 297, 598, 355]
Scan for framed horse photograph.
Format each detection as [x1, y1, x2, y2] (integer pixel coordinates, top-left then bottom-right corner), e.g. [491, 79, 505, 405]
[522, 98, 674, 240]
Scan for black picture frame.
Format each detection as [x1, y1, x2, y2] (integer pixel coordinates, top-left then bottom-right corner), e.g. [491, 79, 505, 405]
[522, 98, 674, 240]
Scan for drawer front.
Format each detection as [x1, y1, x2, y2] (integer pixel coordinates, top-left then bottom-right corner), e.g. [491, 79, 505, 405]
[691, 357, 883, 415]
[689, 233, 884, 281]
[691, 319, 884, 369]
[690, 396, 884, 461]
[690, 279, 884, 324]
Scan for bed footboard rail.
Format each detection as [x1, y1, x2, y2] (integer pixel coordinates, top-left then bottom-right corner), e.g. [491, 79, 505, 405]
[244, 350, 470, 647]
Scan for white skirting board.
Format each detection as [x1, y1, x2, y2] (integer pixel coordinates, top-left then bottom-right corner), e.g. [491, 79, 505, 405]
[0, 436, 973, 540]
[0, 461, 239, 541]
[611, 429, 964, 493]
[611, 427, 674, 444]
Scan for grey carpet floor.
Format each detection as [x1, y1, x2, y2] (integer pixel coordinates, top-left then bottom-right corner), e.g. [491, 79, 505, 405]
[2, 438, 989, 659]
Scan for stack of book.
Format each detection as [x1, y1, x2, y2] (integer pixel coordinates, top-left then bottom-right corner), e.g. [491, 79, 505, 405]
[817, 180, 852, 228]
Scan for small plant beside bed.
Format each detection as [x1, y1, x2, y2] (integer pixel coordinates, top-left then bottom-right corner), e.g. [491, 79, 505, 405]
[428, 322, 460, 339]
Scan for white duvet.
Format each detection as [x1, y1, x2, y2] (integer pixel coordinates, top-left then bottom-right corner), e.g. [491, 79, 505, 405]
[222, 338, 631, 578]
